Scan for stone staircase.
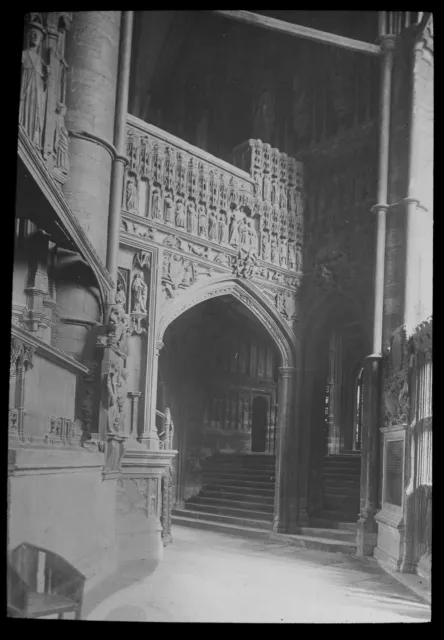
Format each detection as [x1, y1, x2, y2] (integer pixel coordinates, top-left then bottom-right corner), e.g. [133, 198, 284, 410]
[313, 454, 362, 525]
[172, 453, 359, 554]
[172, 453, 275, 534]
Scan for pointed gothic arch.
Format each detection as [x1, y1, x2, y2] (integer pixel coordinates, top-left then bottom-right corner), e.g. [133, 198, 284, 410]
[156, 275, 298, 369]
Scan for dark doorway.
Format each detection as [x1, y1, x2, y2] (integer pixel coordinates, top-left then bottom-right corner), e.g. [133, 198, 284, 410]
[251, 396, 267, 452]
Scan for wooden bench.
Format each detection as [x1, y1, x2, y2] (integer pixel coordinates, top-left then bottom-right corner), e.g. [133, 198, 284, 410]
[8, 543, 85, 619]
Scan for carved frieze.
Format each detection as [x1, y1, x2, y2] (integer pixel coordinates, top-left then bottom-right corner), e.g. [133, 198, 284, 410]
[123, 124, 302, 275]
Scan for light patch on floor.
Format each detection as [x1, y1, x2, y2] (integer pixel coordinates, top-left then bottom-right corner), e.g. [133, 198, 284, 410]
[86, 526, 431, 623]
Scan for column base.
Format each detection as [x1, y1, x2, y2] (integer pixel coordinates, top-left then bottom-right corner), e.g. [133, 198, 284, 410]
[356, 513, 378, 556]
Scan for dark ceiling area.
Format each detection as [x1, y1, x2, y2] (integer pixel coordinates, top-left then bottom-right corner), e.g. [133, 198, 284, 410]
[129, 11, 380, 163]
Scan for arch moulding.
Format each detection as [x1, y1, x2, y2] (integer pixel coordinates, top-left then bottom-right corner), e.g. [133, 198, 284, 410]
[156, 276, 297, 369]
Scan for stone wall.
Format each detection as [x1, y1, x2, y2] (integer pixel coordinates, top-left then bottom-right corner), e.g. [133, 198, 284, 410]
[8, 448, 117, 583]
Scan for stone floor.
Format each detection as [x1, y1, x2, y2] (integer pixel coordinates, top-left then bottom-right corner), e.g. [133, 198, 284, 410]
[85, 526, 431, 623]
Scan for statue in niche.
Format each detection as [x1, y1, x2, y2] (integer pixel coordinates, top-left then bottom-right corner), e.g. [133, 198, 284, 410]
[279, 184, 287, 210]
[279, 241, 288, 268]
[175, 199, 186, 228]
[20, 15, 48, 148]
[54, 103, 69, 174]
[263, 174, 271, 202]
[107, 365, 129, 435]
[125, 176, 138, 213]
[164, 192, 174, 224]
[238, 216, 249, 248]
[115, 281, 126, 308]
[219, 212, 229, 245]
[247, 219, 258, 252]
[270, 236, 278, 264]
[208, 209, 218, 242]
[261, 231, 270, 260]
[131, 272, 148, 314]
[187, 201, 197, 234]
[275, 290, 286, 316]
[288, 241, 296, 270]
[198, 204, 207, 237]
[271, 182, 278, 205]
[228, 210, 240, 247]
[152, 189, 163, 220]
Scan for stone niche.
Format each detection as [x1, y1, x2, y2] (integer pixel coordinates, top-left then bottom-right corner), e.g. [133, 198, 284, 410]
[374, 425, 408, 571]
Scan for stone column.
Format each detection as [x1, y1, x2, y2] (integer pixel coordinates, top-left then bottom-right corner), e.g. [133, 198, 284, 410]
[107, 11, 133, 290]
[357, 34, 395, 556]
[128, 391, 142, 439]
[139, 340, 163, 450]
[273, 366, 297, 534]
[63, 11, 121, 264]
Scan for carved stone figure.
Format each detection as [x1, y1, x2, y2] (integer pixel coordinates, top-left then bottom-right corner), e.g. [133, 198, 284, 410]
[233, 248, 258, 279]
[288, 241, 296, 269]
[279, 184, 287, 209]
[279, 241, 288, 267]
[115, 282, 126, 308]
[219, 212, 229, 244]
[125, 176, 138, 213]
[131, 272, 148, 314]
[198, 204, 207, 237]
[263, 174, 271, 201]
[164, 193, 174, 224]
[152, 189, 163, 219]
[208, 210, 218, 242]
[228, 211, 240, 246]
[270, 236, 278, 264]
[238, 216, 249, 248]
[107, 364, 128, 435]
[107, 302, 130, 354]
[261, 231, 270, 260]
[187, 201, 197, 234]
[54, 103, 69, 174]
[175, 200, 186, 228]
[20, 16, 47, 148]
[247, 219, 258, 252]
[275, 290, 286, 316]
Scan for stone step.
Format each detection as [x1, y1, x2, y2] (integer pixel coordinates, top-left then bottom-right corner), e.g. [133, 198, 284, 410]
[297, 526, 356, 542]
[324, 477, 360, 486]
[194, 494, 275, 512]
[202, 470, 276, 482]
[324, 487, 360, 498]
[324, 455, 361, 462]
[172, 519, 356, 554]
[202, 483, 275, 496]
[200, 490, 275, 506]
[272, 532, 356, 555]
[309, 516, 357, 530]
[184, 501, 273, 521]
[172, 515, 272, 540]
[202, 476, 275, 489]
[203, 463, 276, 473]
[311, 510, 358, 524]
[172, 508, 273, 531]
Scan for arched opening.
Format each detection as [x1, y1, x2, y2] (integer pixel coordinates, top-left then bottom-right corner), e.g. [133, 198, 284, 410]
[251, 396, 268, 453]
[302, 294, 369, 522]
[157, 291, 285, 529]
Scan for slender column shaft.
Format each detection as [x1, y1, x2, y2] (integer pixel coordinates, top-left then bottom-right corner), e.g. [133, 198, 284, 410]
[107, 11, 134, 295]
[372, 36, 396, 354]
[357, 35, 395, 556]
[273, 366, 297, 534]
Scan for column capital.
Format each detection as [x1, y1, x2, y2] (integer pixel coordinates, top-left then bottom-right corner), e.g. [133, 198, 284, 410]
[128, 391, 142, 399]
[278, 366, 297, 379]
